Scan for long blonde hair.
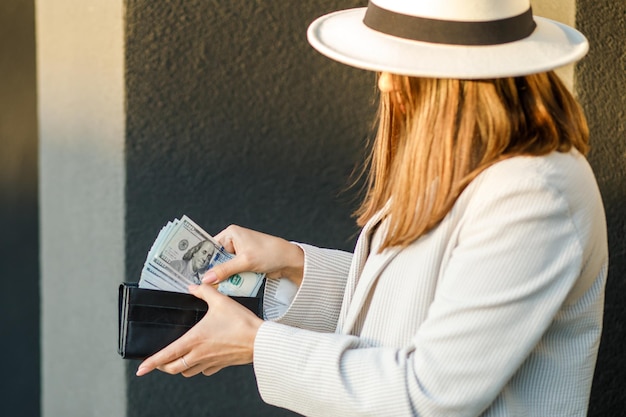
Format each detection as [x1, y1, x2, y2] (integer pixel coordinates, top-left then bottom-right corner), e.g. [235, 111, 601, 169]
[356, 71, 589, 250]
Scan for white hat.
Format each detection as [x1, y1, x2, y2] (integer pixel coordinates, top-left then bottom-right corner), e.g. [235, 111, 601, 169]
[307, 0, 589, 79]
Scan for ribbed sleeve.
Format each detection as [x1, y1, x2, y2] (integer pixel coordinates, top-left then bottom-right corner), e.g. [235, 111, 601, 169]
[263, 243, 353, 332]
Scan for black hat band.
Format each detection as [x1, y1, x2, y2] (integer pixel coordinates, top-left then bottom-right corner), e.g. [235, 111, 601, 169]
[363, 1, 537, 46]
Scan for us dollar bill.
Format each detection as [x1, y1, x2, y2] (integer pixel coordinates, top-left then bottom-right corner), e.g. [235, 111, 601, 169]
[138, 215, 265, 297]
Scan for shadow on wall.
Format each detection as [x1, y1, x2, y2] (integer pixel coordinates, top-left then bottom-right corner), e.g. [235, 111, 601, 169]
[588, 156, 626, 416]
[0, 1, 39, 416]
[580, 1, 626, 412]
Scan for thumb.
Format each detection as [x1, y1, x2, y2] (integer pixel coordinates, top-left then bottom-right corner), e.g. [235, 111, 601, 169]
[188, 282, 221, 302]
[201, 256, 248, 285]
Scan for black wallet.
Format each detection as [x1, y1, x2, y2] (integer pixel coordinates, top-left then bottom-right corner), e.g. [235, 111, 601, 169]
[118, 282, 263, 359]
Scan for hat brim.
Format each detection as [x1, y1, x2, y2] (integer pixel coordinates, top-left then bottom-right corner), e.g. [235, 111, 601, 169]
[307, 8, 588, 79]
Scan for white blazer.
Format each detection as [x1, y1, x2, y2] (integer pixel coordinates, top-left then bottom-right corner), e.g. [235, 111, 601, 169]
[254, 150, 608, 417]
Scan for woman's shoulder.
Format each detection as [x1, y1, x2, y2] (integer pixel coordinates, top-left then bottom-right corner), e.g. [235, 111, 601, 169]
[468, 150, 597, 199]
[458, 150, 605, 235]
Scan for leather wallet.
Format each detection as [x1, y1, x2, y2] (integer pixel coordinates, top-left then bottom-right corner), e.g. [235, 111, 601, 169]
[118, 282, 263, 359]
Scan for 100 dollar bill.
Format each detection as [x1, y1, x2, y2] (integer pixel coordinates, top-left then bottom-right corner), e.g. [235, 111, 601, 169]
[139, 215, 265, 297]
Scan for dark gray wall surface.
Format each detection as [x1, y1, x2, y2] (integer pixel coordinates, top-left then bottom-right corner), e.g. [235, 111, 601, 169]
[578, 1, 626, 416]
[0, 0, 39, 416]
[124, 1, 372, 415]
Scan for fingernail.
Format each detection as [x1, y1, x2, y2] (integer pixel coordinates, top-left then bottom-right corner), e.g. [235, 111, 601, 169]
[136, 366, 147, 377]
[202, 271, 218, 284]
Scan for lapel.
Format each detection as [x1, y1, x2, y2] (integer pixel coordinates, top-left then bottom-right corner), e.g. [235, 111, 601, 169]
[336, 208, 402, 334]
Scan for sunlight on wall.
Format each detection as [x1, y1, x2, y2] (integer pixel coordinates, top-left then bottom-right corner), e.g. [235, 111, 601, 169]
[531, 0, 576, 90]
[36, 1, 127, 416]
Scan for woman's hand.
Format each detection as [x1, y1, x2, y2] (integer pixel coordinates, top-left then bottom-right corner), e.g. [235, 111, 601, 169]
[202, 225, 304, 287]
[136, 283, 263, 378]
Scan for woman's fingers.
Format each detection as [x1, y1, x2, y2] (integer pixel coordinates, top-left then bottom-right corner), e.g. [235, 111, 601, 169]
[137, 343, 190, 376]
[201, 256, 250, 285]
[181, 362, 208, 378]
[213, 225, 241, 252]
[210, 224, 304, 284]
[201, 366, 223, 377]
[157, 356, 194, 375]
[152, 350, 207, 378]
[188, 282, 224, 305]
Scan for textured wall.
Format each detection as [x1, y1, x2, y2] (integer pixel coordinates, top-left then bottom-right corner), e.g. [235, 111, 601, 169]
[0, 1, 39, 416]
[577, 1, 626, 415]
[124, 1, 372, 416]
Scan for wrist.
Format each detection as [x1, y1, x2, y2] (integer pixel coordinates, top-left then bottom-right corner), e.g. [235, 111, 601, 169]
[242, 315, 263, 365]
[280, 243, 304, 286]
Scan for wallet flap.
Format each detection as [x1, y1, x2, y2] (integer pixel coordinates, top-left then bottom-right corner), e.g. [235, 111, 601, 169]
[126, 284, 208, 312]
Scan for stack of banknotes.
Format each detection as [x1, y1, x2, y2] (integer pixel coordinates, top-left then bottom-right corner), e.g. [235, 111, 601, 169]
[138, 215, 265, 297]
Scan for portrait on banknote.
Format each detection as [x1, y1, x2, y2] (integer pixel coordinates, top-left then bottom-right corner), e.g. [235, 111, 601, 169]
[169, 239, 216, 284]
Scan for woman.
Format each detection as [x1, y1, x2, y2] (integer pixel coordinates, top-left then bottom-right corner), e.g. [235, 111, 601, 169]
[137, 1, 608, 416]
